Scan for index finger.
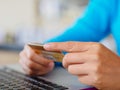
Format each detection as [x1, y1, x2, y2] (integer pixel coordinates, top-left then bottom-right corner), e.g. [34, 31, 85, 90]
[44, 42, 94, 52]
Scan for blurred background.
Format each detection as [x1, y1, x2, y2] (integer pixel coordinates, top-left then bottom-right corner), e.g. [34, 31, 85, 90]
[0, 0, 115, 65]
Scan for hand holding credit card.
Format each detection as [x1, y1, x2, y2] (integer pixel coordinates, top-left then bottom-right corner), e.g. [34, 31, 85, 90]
[27, 43, 64, 62]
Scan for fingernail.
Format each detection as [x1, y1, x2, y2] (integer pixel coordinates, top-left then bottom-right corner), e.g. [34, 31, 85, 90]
[44, 43, 53, 49]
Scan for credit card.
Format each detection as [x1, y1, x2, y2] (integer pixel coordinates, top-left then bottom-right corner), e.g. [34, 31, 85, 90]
[27, 42, 64, 62]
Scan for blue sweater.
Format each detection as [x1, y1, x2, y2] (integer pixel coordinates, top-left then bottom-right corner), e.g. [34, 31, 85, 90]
[47, 0, 120, 56]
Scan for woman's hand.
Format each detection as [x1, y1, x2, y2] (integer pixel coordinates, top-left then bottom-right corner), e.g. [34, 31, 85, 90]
[19, 45, 54, 75]
[44, 42, 120, 90]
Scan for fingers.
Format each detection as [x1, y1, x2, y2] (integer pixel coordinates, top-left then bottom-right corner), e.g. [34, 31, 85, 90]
[66, 62, 97, 86]
[19, 45, 55, 75]
[67, 64, 89, 75]
[19, 59, 39, 75]
[44, 42, 95, 52]
[24, 45, 52, 66]
[20, 52, 45, 71]
[62, 52, 94, 68]
[19, 58, 54, 75]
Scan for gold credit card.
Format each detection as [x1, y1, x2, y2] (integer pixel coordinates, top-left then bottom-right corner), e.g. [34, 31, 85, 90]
[27, 42, 64, 62]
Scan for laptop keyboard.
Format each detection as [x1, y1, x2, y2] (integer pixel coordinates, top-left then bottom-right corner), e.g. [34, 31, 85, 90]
[0, 67, 68, 90]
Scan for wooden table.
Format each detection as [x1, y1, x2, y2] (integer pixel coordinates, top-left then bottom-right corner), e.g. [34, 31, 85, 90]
[0, 50, 19, 65]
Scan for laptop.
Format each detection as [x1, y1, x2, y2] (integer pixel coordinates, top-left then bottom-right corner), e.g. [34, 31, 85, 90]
[0, 64, 97, 90]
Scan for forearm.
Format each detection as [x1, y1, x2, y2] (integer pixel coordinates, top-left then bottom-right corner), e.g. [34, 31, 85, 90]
[45, 0, 112, 43]
[46, 21, 109, 43]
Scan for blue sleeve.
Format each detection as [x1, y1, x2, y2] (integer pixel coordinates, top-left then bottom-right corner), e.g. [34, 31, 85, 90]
[45, 0, 113, 66]
[46, 0, 112, 43]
